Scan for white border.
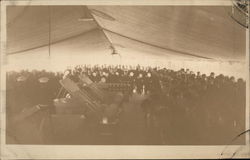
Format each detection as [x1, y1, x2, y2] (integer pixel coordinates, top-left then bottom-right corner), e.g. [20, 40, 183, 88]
[0, 0, 233, 6]
[0, 0, 249, 159]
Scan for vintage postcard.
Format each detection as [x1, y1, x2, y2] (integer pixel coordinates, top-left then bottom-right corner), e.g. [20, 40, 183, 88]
[0, 0, 249, 159]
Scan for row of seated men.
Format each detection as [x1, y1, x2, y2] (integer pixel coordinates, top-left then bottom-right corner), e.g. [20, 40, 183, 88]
[65, 65, 244, 98]
[64, 65, 161, 94]
[6, 65, 246, 144]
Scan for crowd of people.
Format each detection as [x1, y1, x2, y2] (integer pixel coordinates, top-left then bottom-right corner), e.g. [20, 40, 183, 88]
[7, 70, 62, 114]
[6, 64, 246, 144]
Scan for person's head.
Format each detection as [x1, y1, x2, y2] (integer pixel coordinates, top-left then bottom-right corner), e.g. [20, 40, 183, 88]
[129, 72, 134, 77]
[105, 72, 109, 77]
[210, 72, 215, 78]
[229, 76, 235, 82]
[101, 77, 106, 83]
[237, 78, 244, 85]
[147, 72, 151, 77]
[202, 74, 206, 79]
[124, 70, 128, 75]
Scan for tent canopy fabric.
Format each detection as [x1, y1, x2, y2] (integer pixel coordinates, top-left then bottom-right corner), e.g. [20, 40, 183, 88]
[7, 6, 246, 61]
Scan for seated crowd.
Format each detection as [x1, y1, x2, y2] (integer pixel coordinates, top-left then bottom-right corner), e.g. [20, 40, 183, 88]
[6, 64, 246, 144]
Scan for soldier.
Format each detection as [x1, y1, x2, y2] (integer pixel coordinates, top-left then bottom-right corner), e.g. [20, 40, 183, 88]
[141, 93, 156, 128]
[71, 70, 80, 83]
[144, 72, 153, 94]
[90, 72, 100, 83]
[128, 71, 136, 94]
[37, 77, 54, 107]
[6, 75, 45, 144]
[135, 73, 144, 94]
[63, 69, 71, 79]
[113, 71, 120, 83]
[100, 72, 107, 83]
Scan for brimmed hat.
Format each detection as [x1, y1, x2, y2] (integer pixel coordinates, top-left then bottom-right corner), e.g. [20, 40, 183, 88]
[17, 76, 27, 82]
[38, 77, 49, 83]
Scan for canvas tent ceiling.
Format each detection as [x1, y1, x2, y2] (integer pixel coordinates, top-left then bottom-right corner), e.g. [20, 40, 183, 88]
[7, 5, 246, 61]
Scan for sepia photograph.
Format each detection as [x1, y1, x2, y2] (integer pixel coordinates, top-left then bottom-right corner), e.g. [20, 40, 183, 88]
[0, 0, 249, 159]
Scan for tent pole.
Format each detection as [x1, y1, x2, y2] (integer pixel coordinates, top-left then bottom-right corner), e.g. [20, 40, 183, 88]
[48, 6, 51, 57]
